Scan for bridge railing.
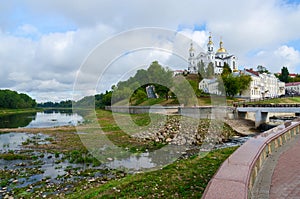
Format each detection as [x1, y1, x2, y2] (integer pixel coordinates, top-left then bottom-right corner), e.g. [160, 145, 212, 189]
[237, 103, 300, 108]
[202, 118, 300, 199]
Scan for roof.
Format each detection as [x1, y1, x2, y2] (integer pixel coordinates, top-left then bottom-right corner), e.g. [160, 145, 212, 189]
[245, 69, 259, 76]
[286, 82, 300, 86]
[200, 78, 218, 84]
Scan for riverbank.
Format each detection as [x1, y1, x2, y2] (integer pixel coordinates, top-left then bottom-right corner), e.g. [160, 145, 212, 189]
[0, 108, 41, 116]
[0, 109, 251, 198]
[67, 146, 238, 199]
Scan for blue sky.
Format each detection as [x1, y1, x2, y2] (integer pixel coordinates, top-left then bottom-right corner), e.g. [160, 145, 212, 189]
[1, 0, 300, 101]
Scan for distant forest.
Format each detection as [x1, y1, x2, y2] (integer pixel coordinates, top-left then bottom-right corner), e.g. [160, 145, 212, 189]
[37, 100, 73, 108]
[38, 94, 111, 109]
[0, 89, 36, 109]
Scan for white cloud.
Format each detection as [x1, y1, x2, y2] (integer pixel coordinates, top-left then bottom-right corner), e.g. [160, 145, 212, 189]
[274, 45, 300, 71]
[1, 0, 300, 101]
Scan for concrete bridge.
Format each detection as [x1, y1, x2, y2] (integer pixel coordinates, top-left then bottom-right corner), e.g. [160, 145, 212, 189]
[236, 107, 300, 128]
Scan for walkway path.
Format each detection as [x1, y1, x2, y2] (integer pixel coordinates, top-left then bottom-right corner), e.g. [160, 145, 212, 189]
[252, 134, 300, 198]
[270, 134, 300, 198]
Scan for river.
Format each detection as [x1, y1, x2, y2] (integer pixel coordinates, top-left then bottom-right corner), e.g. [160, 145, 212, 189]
[0, 109, 83, 128]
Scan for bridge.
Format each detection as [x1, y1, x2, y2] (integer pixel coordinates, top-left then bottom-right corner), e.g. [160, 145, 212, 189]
[236, 105, 300, 128]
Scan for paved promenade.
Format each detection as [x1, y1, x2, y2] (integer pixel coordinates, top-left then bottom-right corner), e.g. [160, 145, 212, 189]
[252, 134, 300, 198]
[270, 134, 300, 198]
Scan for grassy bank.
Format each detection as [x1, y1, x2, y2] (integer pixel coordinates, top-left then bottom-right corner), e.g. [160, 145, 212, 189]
[95, 109, 165, 153]
[67, 146, 237, 199]
[0, 108, 41, 116]
[246, 96, 300, 104]
[0, 108, 239, 198]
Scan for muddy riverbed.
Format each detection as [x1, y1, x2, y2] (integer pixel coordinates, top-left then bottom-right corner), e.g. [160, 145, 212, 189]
[0, 110, 258, 198]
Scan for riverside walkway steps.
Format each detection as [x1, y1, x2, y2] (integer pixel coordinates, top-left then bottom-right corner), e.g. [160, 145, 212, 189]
[202, 119, 300, 199]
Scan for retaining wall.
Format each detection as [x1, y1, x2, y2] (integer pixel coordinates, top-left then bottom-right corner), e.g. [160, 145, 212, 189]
[105, 106, 178, 114]
[202, 118, 300, 199]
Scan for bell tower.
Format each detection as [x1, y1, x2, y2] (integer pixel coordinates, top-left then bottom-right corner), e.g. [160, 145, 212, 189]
[207, 32, 214, 53]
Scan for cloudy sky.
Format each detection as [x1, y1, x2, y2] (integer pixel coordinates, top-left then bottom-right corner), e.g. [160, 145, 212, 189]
[1, 0, 300, 102]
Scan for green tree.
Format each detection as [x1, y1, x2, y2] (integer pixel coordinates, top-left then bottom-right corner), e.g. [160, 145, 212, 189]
[197, 60, 206, 78]
[279, 66, 289, 83]
[221, 63, 232, 77]
[206, 62, 214, 78]
[147, 61, 173, 100]
[238, 74, 252, 95]
[219, 73, 251, 98]
[173, 76, 197, 106]
[0, 90, 36, 109]
[222, 74, 239, 97]
[257, 65, 270, 74]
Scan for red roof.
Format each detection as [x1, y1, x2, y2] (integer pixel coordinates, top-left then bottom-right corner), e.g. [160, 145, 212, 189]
[245, 68, 259, 76]
[277, 73, 298, 77]
[286, 82, 300, 86]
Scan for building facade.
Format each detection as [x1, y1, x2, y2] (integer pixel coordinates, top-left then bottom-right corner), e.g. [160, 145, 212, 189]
[198, 78, 221, 95]
[188, 34, 238, 75]
[240, 69, 285, 99]
[285, 82, 300, 94]
[198, 68, 285, 99]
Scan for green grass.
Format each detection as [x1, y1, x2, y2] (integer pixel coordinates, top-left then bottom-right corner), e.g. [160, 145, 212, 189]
[0, 152, 33, 160]
[67, 146, 237, 199]
[0, 108, 41, 116]
[137, 98, 167, 106]
[246, 96, 300, 104]
[96, 109, 166, 152]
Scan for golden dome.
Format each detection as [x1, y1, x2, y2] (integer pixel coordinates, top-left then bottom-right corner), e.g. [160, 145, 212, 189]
[216, 40, 227, 53]
[217, 47, 227, 53]
[189, 42, 194, 51]
[208, 35, 213, 45]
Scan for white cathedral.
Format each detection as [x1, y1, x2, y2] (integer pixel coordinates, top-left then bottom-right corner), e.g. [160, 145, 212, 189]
[188, 34, 238, 74]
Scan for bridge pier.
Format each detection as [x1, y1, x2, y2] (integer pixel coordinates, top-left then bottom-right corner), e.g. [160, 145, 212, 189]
[255, 110, 268, 128]
[237, 111, 247, 119]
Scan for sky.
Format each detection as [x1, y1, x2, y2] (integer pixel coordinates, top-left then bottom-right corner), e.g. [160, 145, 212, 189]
[1, 0, 300, 102]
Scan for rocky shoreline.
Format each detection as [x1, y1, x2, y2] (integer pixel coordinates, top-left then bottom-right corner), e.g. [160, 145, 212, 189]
[132, 115, 240, 146]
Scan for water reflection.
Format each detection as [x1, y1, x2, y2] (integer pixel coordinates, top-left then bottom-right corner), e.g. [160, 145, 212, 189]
[0, 112, 36, 128]
[0, 132, 50, 152]
[26, 112, 83, 128]
[0, 109, 84, 128]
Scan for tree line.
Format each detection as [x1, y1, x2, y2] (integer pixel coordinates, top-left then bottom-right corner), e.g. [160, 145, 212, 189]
[0, 89, 36, 109]
[37, 100, 73, 108]
[218, 64, 251, 98]
[276, 66, 300, 83]
[111, 61, 173, 105]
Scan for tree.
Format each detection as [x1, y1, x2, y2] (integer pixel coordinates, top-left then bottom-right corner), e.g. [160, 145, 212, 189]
[218, 72, 251, 98]
[147, 61, 173, 100]
[222, 63, 232, 77]
[257, 65, 270, 74]
[222, 74, 240, 97]
[206, 62, 214, 78]
[173, 76, 197, 106]
[197, 60, 206, 79]
[238, 74, 252, 95]
[279, 66, 289, 83]
[0, 89, 36, 109]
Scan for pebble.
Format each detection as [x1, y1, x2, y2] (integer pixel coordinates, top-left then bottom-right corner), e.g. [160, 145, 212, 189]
[132, 115, 233, 146]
